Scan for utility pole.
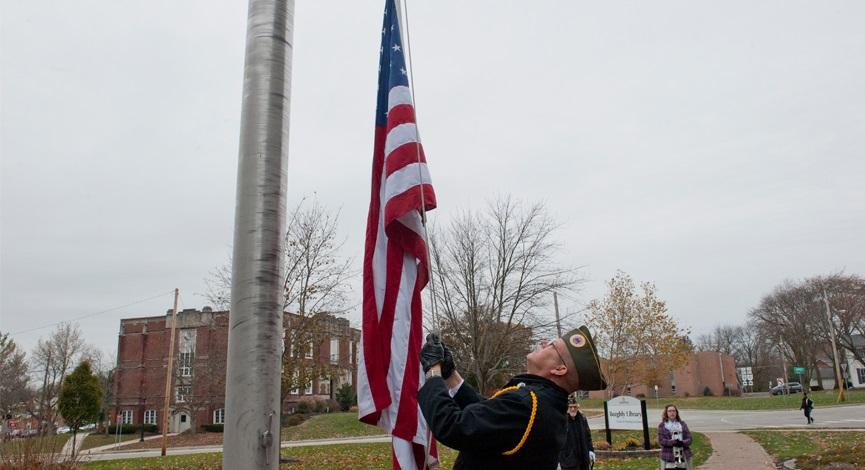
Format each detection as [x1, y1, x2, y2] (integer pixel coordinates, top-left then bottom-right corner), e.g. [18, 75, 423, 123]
[822, 289, 847, 402]
[778, 340, 789, 406]
[553, 291, 562, 337]
[161, 288, 179, 456]
[718, 352, 726, 396]
[223, 1, 294, 468]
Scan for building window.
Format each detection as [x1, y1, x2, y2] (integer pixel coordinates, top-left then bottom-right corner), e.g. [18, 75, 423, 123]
[330, 338, 339, 364]
[121, 409, 134, 424]
[304, 379, 313, 395]
[178, 352, 194, 377]
[858, 368, 865, 384]
[176, 385, 191, 403]
[305, 341, 314, 359]
[144, 410, 157, 425]
[213, 408, 225, 425]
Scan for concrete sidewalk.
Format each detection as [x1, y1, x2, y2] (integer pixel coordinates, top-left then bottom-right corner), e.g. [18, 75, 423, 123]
[698, 432, 774, 470]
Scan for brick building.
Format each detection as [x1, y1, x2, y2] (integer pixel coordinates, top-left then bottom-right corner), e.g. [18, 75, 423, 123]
[112, 307, 359, 433]
[588, 351, 739, 399]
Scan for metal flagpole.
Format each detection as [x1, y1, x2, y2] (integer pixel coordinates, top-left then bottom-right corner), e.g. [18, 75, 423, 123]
[223, 0, 294, 468]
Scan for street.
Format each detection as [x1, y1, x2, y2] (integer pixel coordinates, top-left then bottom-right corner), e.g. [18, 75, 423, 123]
[587, 404, 865, 431]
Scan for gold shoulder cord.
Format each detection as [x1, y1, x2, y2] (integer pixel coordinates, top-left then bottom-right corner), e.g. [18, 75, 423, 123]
[490, 386, 538, 456]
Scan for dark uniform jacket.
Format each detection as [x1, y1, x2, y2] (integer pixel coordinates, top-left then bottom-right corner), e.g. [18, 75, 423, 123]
[558, 412, 594, 470]
[417, 373, 569, 470]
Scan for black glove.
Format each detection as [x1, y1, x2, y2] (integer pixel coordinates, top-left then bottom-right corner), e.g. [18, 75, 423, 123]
[441, 344, 455, 380]
[420, 333, 446, 374]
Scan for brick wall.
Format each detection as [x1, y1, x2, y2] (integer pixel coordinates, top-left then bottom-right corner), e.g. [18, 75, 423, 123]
[112, 308, 359, 432]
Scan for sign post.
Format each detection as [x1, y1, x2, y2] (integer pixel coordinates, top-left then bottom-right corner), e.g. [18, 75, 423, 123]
[793, 366, 806, 388]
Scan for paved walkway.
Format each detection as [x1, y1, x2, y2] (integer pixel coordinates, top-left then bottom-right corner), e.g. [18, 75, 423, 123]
[60, 432, 89, 458]
[698, 432, 774, 470]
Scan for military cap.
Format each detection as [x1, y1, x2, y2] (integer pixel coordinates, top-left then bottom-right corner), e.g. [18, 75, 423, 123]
[560, 326, 607, 391]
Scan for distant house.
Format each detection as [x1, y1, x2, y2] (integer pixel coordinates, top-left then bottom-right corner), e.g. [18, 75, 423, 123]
[112, 307, 358, 433]
[809, 333, 865, 390]
[588, 351, 739, 399]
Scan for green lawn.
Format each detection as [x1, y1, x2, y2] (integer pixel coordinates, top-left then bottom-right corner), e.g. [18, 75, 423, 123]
[744, 430, 865, 469]
[80, 432, 148, 450]
[579, 389, 865, 411]
[83, 434, 712, 469]
[281, 412, 387, 441]
[0, 433, 70, 455]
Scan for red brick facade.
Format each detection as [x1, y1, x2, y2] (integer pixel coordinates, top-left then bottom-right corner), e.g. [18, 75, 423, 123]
[112, 308, 359, 433]
[588, 351, 739, 399]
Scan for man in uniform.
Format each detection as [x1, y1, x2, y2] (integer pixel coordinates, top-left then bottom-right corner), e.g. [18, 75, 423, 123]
[417, 326, 606, 470]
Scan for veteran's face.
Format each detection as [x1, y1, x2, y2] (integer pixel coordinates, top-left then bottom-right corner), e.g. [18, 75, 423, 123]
[526, 338, 567, 375]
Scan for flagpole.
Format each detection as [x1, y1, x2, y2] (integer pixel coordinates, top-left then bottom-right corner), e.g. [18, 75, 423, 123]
[224, 0, 294, 468]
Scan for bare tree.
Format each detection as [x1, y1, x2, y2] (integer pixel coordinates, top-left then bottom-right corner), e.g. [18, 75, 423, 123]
[427, 196, 581, 394]
[585, 271, 692, 397]
[748, 280, 825, 388]
[810, 273, 865, 366]
[201, 197, 354, 408]
[696, 325, 741, 357]
[1, 332, 31, 423]
[27, 323, 88, 434]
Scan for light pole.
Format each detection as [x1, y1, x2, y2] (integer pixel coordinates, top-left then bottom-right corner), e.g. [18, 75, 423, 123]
[821, 289, 847, 402]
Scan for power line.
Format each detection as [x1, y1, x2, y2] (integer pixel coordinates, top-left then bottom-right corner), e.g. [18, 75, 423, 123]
[8, 290, 175, 337]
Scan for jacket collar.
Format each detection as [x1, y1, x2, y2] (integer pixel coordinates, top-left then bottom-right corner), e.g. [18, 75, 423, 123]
[507, 374, 569, 403]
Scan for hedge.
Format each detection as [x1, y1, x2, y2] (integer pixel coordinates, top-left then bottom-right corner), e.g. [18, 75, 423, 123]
[106, 424, 157, 434]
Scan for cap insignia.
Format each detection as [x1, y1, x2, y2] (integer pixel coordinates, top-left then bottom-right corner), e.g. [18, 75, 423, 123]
[569, 333, 587, 348]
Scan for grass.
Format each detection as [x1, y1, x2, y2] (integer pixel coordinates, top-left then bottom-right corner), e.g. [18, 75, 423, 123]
[280, 412, 387, 441]
[744, 430, 865, 469]
[80, 432, 146, 450]
[579, 388, 865, 411]
[0, 433, 70, 455]
[82, 433, 712, 469]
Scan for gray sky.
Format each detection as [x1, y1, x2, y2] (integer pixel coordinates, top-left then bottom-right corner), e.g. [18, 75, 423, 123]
[2, 0, 864, 358]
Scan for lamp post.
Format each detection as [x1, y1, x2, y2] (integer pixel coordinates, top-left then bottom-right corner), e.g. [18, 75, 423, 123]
[821, 289, 847, 402]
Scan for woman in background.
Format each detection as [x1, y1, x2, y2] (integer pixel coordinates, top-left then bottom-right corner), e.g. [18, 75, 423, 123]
[657, 404, 693, 470]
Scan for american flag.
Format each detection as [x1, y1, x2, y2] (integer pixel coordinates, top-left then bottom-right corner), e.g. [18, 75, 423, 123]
[357, 0, 437, 468]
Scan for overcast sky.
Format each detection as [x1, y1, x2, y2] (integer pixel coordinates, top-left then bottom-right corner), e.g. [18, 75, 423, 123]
[2, 0, 864, 358]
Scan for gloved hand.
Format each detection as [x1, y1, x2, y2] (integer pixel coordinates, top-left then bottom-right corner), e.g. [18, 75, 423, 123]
[420, 333, 446, 374]
[441, 343, 455, 379]
[588, 451, 596, 461]
[674, 439, 684, 446]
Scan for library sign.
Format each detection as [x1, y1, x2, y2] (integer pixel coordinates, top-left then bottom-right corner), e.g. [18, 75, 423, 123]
[603, 395, 651, 449]
[606, 396, 644, 430]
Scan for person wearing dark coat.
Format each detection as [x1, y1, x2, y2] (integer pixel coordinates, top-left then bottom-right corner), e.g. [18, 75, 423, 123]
[558, 400, 595, 470]
[417, 326, 607, 470]
[800, 392, 814, 424]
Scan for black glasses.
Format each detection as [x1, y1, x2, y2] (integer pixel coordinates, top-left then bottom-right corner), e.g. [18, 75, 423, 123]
[542, 339, 567, 367]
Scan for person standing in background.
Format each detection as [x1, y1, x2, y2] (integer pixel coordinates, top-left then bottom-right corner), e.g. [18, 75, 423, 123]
[558, 396, 595, 470]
